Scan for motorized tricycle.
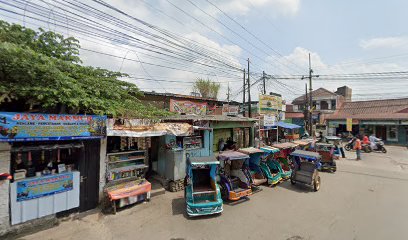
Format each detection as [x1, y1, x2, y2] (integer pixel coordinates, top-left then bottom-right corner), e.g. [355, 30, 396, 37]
[185, 156, 223, 217]
[293, 140, 312, 150]
[259, 146, 282, 186]
[290, 150, 322, 191]
[315, 142, 337, 172]
[217, 151, 252, 201]
[271, 142, 298, 180]
[238, 147, 268, 189]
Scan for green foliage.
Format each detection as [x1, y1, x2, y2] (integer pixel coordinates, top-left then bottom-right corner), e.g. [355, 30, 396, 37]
[0, 21, 170, 118]
[193, 78, 221, 99]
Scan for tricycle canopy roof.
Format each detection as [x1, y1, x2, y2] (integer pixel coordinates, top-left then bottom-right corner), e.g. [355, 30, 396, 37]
[260, 146, 280, 154]
[315, 143, 335, 147]
[238, 147, 264, 155]
[290, 150, 321, 160]
[293, 140, 311, 146]
[325, 136, 342, 141]
[188, 156, 219, 165]
[217, 151, 249, 161]
[272, 142, 299, 149]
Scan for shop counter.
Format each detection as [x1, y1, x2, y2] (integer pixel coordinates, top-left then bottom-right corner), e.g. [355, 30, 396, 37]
[105, 179, 151, 214]
[10, 171, 80, 225]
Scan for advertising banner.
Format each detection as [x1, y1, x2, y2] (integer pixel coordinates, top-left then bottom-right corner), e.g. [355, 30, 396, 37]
[169, 99, 207, 115]
[0, 112, 106, 142]
[222, 104, 239, 116]
[346, 118, 353, 132]
[16, 173, 73, 201]
[259, 95, 282, 115]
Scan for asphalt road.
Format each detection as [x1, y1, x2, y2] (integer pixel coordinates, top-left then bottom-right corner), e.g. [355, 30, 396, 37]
[16, 146, 408, 240]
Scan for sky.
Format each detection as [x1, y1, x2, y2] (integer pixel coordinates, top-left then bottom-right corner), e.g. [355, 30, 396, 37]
[1, 0, 408, 103]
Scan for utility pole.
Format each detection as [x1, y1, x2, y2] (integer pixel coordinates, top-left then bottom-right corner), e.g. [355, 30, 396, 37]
[304, 83, 308, 134]
[243, 69, 246, 117]
[247, 58, 252, 118]
[262, 71, 266, 94]
[227, 82, 231, 104]
[302, 53, 319, 136]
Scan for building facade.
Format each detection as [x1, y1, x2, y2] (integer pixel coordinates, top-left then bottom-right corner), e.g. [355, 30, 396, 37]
[326, 98, 408, 145]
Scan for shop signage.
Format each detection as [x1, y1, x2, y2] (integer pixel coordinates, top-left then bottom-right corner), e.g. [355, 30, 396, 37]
[259, 94, 282, 115]
[263, 115, 276, 127]
[169, 99, 207, 115]
[346, 118, 353, 131]
[0, 112, 106, 141]
[16, 173, 73, 201]
[222, 104, 239, 116]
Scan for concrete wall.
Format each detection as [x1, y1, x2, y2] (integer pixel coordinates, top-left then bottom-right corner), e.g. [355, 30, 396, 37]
[98, 138, 107, 203]
[0, 143, 11, 236]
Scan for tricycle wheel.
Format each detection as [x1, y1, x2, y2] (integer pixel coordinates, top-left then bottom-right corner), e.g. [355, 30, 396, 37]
[220, 184, 228, 200]
[313, 176, 321, 192]
[290, 178, 296, 185]
[382, 148, 387, 153]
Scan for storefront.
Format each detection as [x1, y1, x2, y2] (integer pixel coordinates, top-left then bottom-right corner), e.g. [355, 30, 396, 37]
[105, 119, 192, 205]
[0, 112, 106, 231]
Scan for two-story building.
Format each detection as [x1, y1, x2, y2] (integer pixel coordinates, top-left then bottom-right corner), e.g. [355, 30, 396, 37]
[290, 86, 352, 125]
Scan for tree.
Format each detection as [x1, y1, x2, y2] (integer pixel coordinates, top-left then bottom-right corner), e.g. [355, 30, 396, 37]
[192, 78, 221, 99]
[0, 21, 170, 118]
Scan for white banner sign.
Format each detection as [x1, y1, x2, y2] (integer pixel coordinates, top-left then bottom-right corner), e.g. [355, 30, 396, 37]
[263, 115, 276, 127]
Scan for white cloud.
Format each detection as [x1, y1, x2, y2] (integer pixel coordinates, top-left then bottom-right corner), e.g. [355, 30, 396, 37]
[360, 36, 408, 50]
[218, 0, 300, 16]
[264, 47, 408, 102]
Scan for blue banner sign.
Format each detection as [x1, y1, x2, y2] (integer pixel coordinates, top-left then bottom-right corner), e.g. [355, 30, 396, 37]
[17, 173, 74, 201]
[0, 112, 106, 141]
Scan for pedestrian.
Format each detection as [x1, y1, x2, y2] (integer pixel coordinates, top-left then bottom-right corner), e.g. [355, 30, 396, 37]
[337, 134, 346, 158]
[354, 135, 362, 160]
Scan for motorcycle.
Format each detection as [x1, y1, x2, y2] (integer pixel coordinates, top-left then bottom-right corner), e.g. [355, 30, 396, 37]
[369, 140, 387, 153]
[344, 138, 355, 151]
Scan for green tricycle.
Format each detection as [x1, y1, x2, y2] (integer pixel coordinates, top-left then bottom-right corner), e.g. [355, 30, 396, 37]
[259, 146, 282, 186]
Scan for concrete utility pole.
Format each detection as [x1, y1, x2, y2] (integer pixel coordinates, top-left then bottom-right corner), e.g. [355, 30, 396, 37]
[243, 69, 246, 117]
[302, 53, 319, 136]
[262, 71, 266, 94]
[227, 82, 231, 104]
[247, 58, 252, 118]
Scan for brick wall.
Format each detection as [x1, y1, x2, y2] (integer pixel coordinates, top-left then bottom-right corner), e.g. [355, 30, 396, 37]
[0, 143, 11, 236]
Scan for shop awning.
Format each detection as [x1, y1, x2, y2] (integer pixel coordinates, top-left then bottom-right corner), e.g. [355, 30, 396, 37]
[107, 119, 192, 137]
[275, 121, 301, 129]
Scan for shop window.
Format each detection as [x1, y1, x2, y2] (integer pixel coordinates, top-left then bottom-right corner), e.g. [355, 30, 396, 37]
[387, 126, 398, 141]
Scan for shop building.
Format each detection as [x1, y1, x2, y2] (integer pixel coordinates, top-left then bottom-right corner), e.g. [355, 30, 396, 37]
[326, 98, 408, 145]
[0, 112, 106, 235]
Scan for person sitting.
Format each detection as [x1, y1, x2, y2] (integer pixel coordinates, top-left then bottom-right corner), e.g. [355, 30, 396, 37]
[363, 135, 370, 145]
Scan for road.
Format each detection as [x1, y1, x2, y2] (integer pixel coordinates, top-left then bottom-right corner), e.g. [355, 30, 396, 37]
[15, 146, 408, 240]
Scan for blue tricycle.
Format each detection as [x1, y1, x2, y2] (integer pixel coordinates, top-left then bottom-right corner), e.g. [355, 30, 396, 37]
[185, 156, 223, 217]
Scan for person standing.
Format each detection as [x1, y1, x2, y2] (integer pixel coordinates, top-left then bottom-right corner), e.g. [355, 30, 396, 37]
[354, 136, 362, 160]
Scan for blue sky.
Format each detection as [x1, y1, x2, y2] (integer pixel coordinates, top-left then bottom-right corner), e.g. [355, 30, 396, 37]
[1, 0, 408, 102]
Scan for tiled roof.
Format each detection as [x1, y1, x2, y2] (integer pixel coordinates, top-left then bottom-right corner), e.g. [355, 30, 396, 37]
[292, 88, 338, 104]
[163, 114, 257, 122]
[285, 112, 304, 119]
[326, 98, 408, 120]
